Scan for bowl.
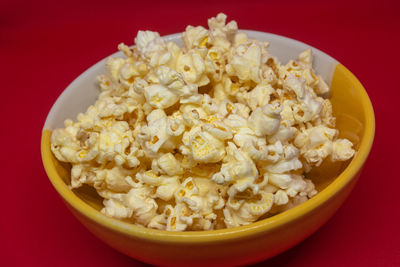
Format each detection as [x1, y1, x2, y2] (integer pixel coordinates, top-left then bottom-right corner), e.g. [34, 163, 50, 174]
[41, 30, 375, 266]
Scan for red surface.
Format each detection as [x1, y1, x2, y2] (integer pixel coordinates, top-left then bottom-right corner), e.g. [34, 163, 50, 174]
[2, 0, 399, 266]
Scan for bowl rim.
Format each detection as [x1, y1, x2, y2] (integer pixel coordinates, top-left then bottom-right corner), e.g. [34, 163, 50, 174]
[41, 30, 375, 243]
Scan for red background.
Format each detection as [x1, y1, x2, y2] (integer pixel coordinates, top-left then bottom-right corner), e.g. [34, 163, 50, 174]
[1, 0, 399, 266]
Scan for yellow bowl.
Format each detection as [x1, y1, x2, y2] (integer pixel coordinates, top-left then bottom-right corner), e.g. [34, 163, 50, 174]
[41, 31, 375, 266]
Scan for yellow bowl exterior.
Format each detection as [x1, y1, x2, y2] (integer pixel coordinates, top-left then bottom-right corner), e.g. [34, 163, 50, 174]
[41, 63, 375, 266]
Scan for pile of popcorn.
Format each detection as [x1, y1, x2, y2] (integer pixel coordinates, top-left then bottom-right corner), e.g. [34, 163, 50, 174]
[51, 14, 355, 231]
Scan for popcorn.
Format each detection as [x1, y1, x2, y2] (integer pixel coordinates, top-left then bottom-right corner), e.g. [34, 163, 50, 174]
[135, 30, 171, 67]
[246, 83, 275, 111]
[274, 190, 289, 205]
[125, 186, 158, 225]
[213, 143, 255, 182]
[228, 42, 263, 82]
[137, 171, 180, 201]
[201, 94, 219, 114]
[166, 113, 185, 136]
[265, 152, 302, 173]
[97, 166, 133, 192]
[182, 26, 209, 50]
[155, 153, 183, 176]
[294, 125, 353, 166]
[190, 130, 226, 163]
[298, 49, 330, 95]
[248, 104, 282, 137]
[105, 57, 125, 82]
[284, 74, 305, 99]
[163, 204, 196, 231]
[144, 84, 179, 109]
[155, 177, 180, 201]
[331, 139, 355, 162]
[285, 175, 317, 198]
[224, 190, 274, 228]
[205, 47, 226, 82]
[268, 173, 293, 189]
[102, 198, 133, 219]
[51, 127, 81, 163]
[176, 51, 209, 86]
[51, 13, 356, 231]
[201, 121, 233, 141]
[140, 109, 174, 155]
[208, 13, 238, 50]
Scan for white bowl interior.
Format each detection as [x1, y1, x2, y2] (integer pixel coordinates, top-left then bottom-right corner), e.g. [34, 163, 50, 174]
[43, 30, 337, 130]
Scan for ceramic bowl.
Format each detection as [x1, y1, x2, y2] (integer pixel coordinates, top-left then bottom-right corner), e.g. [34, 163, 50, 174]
[41, 30, 375, 266]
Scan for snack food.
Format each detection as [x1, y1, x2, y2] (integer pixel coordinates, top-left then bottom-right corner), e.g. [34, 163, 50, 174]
[50, 13, 355, 231]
